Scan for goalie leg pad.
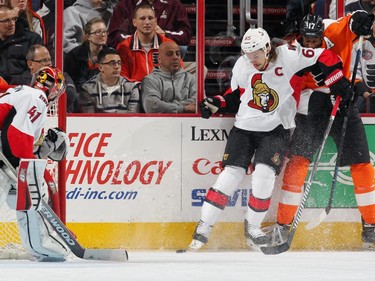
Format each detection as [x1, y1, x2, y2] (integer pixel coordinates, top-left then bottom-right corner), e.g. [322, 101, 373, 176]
[16, 159, 47, 211]
[17, 210, 70, 262]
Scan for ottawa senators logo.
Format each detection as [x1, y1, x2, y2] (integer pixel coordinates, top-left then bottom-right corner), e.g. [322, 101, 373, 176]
[248, 73, 279, 112]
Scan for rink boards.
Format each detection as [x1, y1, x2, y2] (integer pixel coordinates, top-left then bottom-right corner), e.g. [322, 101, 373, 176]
[63, 116, 375, 250]
[59, 116, 375, 249]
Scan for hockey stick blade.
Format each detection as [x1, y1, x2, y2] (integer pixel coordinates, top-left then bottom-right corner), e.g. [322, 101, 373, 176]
[83, 248, 129, 261]
[260, 241, 291, 255]
[305, 209, 328, 230]
[39, 195, 128, 261]
[260, 230, 295, 255]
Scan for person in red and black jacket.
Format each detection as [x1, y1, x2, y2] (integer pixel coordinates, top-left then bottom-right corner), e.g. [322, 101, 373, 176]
[108, 0, 192, 50]
[116, 3, 182, 82]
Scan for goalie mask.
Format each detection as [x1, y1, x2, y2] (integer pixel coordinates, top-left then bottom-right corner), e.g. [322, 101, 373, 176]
[31, 66, 66, 102]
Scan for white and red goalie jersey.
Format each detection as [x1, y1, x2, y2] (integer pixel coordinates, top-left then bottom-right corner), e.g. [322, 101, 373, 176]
[230, 43, 343, 132]
[0, 85, 48, 159]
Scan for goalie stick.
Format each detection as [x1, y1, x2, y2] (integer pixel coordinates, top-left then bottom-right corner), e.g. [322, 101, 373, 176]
[260, 96, 342, 255]
[305, 36, 364, 230]
[0, 151, 128, 262]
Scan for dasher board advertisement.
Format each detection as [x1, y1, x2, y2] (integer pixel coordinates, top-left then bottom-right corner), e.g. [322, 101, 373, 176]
[66, 116, 375, 224]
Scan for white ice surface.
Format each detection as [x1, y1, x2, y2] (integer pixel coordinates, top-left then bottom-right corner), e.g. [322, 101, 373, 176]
[0, 250, 374, 281]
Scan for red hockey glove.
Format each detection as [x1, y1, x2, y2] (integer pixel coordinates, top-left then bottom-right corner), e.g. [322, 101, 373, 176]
[325, 69, 352, 109]
[199, 95, 226, 119]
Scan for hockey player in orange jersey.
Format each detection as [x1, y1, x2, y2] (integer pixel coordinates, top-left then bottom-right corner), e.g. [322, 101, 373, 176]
[274, 11, 375, 245]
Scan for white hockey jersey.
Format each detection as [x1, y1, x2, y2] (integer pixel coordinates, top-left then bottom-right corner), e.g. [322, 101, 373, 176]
[231, 44, 340, 132]
[0, 85, 48, 159]
[352, 37, 375, 89]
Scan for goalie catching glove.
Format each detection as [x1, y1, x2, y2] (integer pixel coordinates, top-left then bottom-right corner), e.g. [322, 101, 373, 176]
[34, 127, 69, 161]
[199, 95, 227, 119]
[324, 69, 352, 110]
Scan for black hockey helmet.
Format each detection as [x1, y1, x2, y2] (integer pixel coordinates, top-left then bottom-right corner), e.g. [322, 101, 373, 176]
[300, 14, 324, 38]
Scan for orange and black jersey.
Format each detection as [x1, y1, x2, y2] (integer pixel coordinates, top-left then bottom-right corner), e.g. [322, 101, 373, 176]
[299, 14, 359, 90]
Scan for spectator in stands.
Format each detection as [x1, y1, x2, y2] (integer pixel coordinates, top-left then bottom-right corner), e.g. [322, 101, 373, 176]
[79, 48, 141, 113]
[104, 0, 120, 15]
[0, 5, 42, 83]
[64, 17, 110, 92]
[30, 0, 39, 10]
[8, 0, 46, 44]
[117, 3, 180, 82]
[36, 0, 55, 58]
[351, 6, 375, 113]
[39, 1, 118, 58]
[38, 0, 77, 11]
[63, 0, 112, 54]
[10, 44, 78, 112]
[108, 0, 192, 54]
[318, 1, 374, 19]
[142, 41, 196, 113]
[346, 0, 375, 14]
[65, 0, 78, 8]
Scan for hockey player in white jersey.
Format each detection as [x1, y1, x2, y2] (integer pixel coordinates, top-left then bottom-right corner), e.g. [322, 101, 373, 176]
[189, 27, 353, 250]
[0, 66, 70, 261]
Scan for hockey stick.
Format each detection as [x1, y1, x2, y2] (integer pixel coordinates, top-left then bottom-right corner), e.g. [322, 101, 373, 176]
[0, 151, 128, 261]
[260, 96, 342, 255]
[305, 36, 364, 230]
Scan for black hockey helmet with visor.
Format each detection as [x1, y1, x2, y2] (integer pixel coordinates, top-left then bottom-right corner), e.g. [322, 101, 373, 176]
[300, 14, 324, 38]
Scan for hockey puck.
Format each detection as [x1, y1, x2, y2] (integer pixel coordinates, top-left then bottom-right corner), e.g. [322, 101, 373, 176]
[176, 249, 186, 253]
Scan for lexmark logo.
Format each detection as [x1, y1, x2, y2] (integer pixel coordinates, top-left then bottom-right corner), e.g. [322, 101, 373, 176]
[191, 126, 229, 141]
